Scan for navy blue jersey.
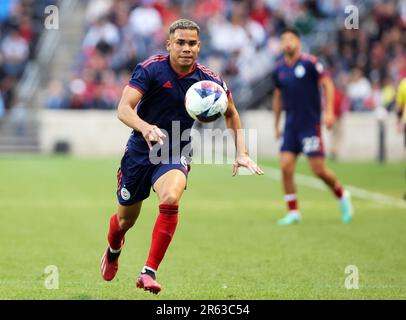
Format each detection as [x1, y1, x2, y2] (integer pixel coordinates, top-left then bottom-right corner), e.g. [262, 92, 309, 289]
[272, 53, 326, 129]
[127, 54, 230, 164]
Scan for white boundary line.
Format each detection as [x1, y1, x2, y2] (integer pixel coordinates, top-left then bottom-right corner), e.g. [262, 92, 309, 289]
[262, 166, 406, 209]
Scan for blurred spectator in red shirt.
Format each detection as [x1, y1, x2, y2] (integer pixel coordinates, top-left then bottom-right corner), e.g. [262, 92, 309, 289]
[330, 76, 350, 161]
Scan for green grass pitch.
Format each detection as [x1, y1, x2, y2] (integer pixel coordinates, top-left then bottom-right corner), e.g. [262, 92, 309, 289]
[0, 155, 405, 299]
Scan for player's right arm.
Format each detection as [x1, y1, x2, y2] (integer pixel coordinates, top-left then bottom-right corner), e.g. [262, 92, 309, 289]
[273, 87, 283, 139]
[117, 86, 166, 149]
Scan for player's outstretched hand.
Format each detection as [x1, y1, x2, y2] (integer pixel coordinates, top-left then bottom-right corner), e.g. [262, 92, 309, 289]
[233, 154, 264, 176]
[140, 124, 167, 150]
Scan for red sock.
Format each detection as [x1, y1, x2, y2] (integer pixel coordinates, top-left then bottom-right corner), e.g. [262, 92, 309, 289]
[145, 204, 179, 271]
[107, 214, 126, 250]
[334, 185, 344, 199]
[284, 194, 298, 211]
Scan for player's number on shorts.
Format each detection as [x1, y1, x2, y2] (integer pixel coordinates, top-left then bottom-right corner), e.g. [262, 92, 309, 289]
[302, 136, 320, 154]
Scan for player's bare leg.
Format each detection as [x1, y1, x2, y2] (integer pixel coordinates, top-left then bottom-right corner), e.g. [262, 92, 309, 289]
[281, 152, 297, 194]
[308, 156, 353, 223]
[308, 156, 340, 189]
[278, 152, 302, 225]
[136, 169, 186, 294]
[101, 202, 142, 281]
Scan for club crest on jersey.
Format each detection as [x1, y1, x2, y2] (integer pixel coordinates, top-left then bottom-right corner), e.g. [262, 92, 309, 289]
[121, 187, 131, 201]
[294, 65, 306, 78]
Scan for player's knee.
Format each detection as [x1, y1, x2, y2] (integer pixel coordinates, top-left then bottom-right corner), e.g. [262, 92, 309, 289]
[312, 166, 325, 178]
[281, 163, 294, 176]
[159, 191, 180, 206]
[118, 216, 135, 231]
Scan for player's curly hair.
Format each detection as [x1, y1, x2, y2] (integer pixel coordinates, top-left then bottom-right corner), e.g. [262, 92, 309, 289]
[169, 19, 200, 35]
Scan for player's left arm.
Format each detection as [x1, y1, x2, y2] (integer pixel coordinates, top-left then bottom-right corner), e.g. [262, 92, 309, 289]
[319, 75, 335, 129]
[224, 94, 264, 176]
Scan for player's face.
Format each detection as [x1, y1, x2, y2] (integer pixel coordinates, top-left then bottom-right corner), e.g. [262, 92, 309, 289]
[281, 32, 301, 56]
[167, 29, 200, 69]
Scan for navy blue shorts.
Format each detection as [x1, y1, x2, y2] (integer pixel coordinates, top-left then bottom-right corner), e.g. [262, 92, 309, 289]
[116, 148, 190, 206]
[280, 124, 324, 157]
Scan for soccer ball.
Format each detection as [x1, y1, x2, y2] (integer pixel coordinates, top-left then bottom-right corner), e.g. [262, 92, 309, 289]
[185, 80, 228, 123]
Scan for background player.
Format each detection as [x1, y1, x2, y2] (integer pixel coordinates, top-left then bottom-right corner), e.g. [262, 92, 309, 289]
[100, 19, 264, 294]
[396, 76, 406, 149]
[395, 76, 406, 200]
[272, 27, 353, 225]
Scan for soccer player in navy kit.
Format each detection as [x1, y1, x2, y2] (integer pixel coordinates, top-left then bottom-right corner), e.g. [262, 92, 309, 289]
[272, 28, 353, 225]
[100, 19, 264, 294]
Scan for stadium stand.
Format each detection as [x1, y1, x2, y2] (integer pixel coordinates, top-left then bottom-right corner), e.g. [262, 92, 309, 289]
[45, 0, 405, 112]
[0, 0, 59, 151]
[0, 0, 405, 155]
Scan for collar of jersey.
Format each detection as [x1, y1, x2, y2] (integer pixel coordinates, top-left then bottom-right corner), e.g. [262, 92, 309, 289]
[284, 53, 301, 68]
[167, 55, 197, 79]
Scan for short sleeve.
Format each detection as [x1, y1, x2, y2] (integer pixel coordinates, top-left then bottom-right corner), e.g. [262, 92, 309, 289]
[272, 69, 281, 89]
[313, 60, 327, 80]
[128, 64, 152, 94]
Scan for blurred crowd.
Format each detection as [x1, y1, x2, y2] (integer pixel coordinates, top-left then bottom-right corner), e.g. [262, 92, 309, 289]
[14, 0, 406, 115]
[0, 0, 56, 119]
